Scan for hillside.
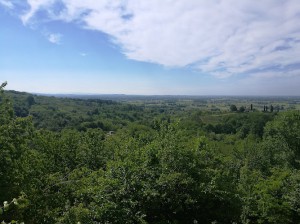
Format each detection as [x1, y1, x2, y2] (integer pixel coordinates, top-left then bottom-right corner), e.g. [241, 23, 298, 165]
[1, 87, 300, 223]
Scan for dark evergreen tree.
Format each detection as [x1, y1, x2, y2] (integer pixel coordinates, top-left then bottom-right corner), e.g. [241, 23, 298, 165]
[270, 104, 274, 112]
[26, 95, 36, 107]
[239, 106, 245, 113]
[230, 104, 237, 112]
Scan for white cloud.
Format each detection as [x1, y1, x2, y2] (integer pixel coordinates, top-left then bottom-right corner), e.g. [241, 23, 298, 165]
[21, 0, 56, 24]
[46, 33, 62, 44]
[0, 0, 14, 9]
[17, 0, 300, 78]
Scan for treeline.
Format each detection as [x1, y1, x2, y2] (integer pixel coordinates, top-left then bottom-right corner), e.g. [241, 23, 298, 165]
[1, 83, 300, 223]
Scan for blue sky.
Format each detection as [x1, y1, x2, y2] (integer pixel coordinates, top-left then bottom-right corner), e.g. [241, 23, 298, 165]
[1, 0, 300, 95]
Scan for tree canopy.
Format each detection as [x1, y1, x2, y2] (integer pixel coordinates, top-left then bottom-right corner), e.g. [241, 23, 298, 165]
[1, 83, 300, 223]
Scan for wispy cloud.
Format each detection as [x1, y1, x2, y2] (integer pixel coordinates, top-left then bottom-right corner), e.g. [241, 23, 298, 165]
[15, 0, 300, 79]
[0, 0, 14, 9]
[20, 0, 55, 24]
[46, 33, 62, 44]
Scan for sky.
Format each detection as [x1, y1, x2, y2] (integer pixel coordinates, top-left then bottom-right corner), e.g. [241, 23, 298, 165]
[1, 0, 300, 95]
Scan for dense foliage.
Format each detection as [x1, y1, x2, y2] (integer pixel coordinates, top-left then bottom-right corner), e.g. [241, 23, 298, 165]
[1, 84, 300, 223]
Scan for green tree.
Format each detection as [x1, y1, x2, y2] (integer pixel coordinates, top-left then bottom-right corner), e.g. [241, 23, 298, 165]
[230, 104, 238, 112]
[264, 111, 300, 167]
[26, 95, 35, 107]
[239, 106, 246, 113]
[0, 83, 33, 223]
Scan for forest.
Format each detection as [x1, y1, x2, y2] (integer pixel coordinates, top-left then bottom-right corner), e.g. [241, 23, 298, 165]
[1, 82, 300, 224]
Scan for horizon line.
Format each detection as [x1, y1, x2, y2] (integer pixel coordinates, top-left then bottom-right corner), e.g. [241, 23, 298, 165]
[6, 89, 300, 98]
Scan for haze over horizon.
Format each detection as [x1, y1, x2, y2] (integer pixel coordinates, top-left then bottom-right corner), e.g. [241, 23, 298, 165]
[1, 0, 300, 96]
